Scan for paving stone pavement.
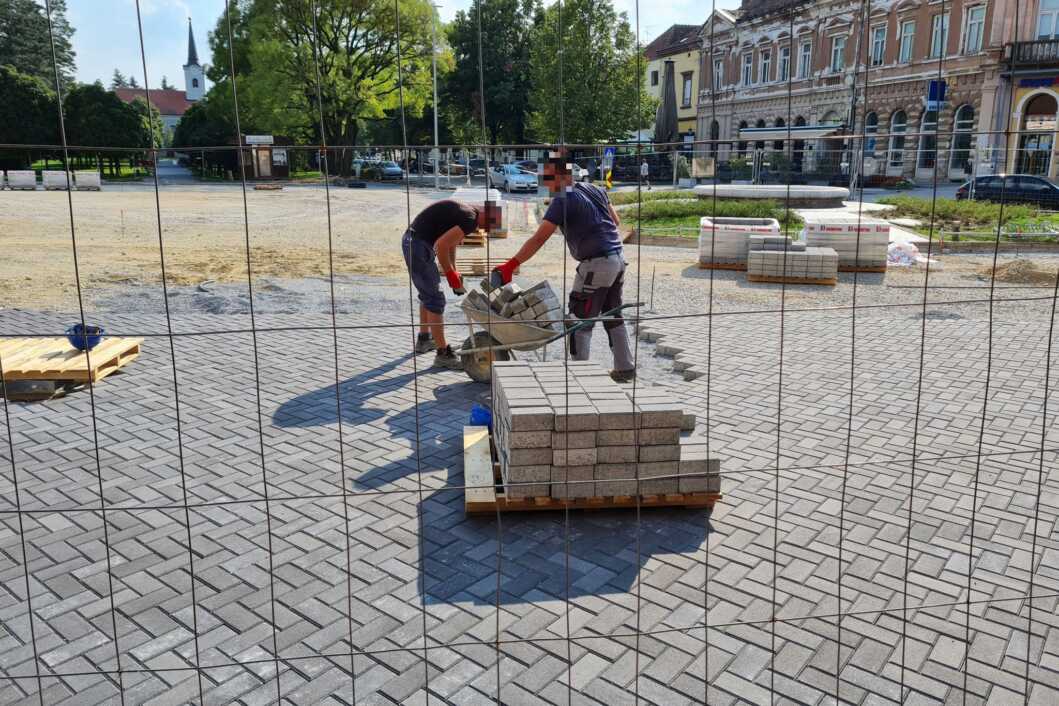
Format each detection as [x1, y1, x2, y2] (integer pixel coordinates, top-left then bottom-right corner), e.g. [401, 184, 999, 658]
[1, 306, 1058, 705]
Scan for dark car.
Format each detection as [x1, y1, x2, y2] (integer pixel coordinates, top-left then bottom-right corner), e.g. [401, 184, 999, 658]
[956, 174, 1059, 208]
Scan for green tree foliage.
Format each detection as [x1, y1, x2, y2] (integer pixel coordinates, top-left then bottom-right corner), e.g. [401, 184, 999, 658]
[527, 0, 653, 144]
[111, 69, 128, 89]
[445, 0, 537, 144]
[0, 0, 76, 86]
[205, 0, 439, 174]
[0, 65, 58, 168]
[63, 82, 151, 174]
[160, 75, 172, 90]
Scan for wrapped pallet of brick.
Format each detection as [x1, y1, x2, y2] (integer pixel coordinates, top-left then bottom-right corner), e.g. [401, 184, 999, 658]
[746, 235, 838, 284]
[698, 217, 780, 268]
[42, 170, 70, 190]
[5, 170, 37, 190]
[490, 360, 721, 503]
[74, 171, 102, 191]
[802, 212, 889, 271]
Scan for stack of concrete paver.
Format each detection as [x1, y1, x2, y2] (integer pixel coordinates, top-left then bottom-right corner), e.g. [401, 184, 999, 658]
[491, 360, 720, 501]
[802, 212, 889, 270]
[747, 235, 838, 282]
[698, 216, 780, 267]
[464, 281, 563, 331]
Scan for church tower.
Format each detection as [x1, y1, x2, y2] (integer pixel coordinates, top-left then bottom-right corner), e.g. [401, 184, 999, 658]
[183, 18, 204, 101]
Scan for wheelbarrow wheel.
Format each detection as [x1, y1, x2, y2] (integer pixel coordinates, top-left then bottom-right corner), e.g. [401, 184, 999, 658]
[460, 331, 511, 383]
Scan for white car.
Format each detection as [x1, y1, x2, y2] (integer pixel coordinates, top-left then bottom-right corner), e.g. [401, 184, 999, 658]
[489, 164, 538, 192]
[571, 164, 590, 182]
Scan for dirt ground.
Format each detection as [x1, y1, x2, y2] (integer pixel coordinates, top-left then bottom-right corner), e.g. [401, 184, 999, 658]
[0, 183, 1046, 312]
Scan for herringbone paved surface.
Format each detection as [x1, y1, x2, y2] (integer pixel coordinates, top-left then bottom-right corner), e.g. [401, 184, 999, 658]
[1, 304, 1058, 705]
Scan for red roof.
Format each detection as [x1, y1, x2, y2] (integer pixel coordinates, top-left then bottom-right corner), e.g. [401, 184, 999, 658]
[644, 24, 702, 60]
[113, 88, 194, 117]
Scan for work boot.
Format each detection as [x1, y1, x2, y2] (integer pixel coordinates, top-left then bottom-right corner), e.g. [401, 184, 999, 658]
[415, 332, 436, 354]
[610, 368, 636, 383]
[433, 345, 464, 370]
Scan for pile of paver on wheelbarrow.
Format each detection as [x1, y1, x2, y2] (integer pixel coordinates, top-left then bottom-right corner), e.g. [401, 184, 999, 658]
[476, 360, 721, 510]
[462, 281, 563, 329]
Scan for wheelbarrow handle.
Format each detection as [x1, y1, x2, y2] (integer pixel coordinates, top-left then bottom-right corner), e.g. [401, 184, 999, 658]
[562, 302, 644, 335]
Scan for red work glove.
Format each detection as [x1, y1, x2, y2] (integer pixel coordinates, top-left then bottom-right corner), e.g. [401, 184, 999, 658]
[445, 269, 466, 295]
[491, 257, 521, 286]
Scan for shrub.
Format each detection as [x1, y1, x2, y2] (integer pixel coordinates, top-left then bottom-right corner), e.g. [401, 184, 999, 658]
[877, 195, 1035, 227]
[625, 198, 800, 227]
[610, 189, 698, 205]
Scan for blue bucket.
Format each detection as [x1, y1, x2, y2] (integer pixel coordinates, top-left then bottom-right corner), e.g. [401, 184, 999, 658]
[66, 324, 105, 351]
[469, 404, 493, 429]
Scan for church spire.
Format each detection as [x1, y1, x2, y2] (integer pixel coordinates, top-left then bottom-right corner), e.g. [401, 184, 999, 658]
[186, 18, 199, 67]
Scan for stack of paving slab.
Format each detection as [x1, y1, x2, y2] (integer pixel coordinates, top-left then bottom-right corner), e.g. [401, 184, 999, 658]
[491, 360, 720, 501]
[698, 216, 780, 268]
[802, 212, 889, 270]
[74, 171, 102, 190]
[4, 171, 37, 190]
[464, 281, 563, 331]
[42, 170, 69, 190]
[746, 235, 838, 283]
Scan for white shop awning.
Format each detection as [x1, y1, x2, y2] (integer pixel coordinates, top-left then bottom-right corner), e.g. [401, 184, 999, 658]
[739, 125, 843, 140]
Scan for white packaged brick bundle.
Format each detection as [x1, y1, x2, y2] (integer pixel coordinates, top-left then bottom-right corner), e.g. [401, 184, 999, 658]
[5, 170, 37, 190]
[802, 212, 889, 270]
[699, 217, 780, 266]
[74, 171, 102, 190]
[42, 170, 69, 190]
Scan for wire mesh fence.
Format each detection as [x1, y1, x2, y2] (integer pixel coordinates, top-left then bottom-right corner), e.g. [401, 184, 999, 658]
[0, 0, 1057, 703]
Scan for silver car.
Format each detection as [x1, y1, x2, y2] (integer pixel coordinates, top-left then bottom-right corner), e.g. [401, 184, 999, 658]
[489, 164, 538, 192]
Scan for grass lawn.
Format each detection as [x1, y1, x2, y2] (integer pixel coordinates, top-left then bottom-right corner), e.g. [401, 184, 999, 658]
[877, 195, 1059, 240]
[620, 197, 803, 239]
[29, 160, 147, 180]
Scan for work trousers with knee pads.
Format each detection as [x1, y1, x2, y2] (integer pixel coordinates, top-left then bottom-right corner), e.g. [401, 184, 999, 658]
[567, 252, 634, 372]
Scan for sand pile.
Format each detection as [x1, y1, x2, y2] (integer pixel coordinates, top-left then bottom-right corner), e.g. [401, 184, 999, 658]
[981, 259, 1059, 285]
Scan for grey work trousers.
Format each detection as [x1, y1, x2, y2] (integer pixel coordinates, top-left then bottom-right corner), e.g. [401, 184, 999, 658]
[568, 252, 634, 372]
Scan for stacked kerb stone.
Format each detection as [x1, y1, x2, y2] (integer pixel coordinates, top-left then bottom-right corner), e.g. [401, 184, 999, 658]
[747, 235, 838, 281]
[491, 361, 721, 501]
[464, 281, 563, 330]
[802, 212, 889, 270]
[698, 216, 781, 267]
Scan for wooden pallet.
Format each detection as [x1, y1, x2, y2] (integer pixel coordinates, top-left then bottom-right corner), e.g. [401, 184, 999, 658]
[0, 337, 143, 384]
[746, 274, 837, 286]
[253, 183, 283, 191]
[464, 426, 720, 514]
[460, 233, 487, 248]
[838, 264, 887, 273]
[697, 262, 747, 271]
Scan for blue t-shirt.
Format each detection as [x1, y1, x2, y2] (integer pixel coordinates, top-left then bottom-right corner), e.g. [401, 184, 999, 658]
[542, 183, 623, 261]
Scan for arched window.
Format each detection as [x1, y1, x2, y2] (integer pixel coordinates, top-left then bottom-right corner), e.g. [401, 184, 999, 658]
[755, 119, 766, 151]
[1018, 93, 1058, 174]
[793, 116, 807, 171]
[709, 120, 720, 158]
[864, 112, 878, 155]
[737, 120, 748, 156]
[949, 105, 975, 173]
[192, 78, 199, 88]
[889, 111, 908, 168]
[774, 118, 785, 151]
[918, 110, 939, 169]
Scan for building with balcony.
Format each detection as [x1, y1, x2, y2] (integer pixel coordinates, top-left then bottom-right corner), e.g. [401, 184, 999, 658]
[645, 24, 702, 144]
[1004, 0, 1059, 179]
[695, 0, 1016, 183]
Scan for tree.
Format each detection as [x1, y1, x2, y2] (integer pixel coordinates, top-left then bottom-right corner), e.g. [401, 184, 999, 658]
[0, 0, 76, 86]
[128, 75, 139, 89]
[445, 0, 537, 145]
[207, 0, 439, 175]
[526, 0, 653, 144]
[63, 82, 150, 174]
[111, 69, 128, 89]
[160, 75, 172, 90]
[0, 65, 58, 169]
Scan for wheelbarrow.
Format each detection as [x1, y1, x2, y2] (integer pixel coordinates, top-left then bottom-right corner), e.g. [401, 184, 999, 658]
[457, 295, 642, 383]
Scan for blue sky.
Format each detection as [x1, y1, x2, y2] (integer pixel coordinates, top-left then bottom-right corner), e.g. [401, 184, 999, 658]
[70, 0, 738, 88]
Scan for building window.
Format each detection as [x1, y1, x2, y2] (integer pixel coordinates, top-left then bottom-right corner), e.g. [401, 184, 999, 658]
[963, 6, 985, 53]
[950, 105, 975, 173]
[798, 41, 812, 79]
[742, 54, 753, 86]
[779, 46, 791, 81]
[889, 110, 907, 168]
[651, 70, 659, 86]
[1039, 0, 1059, 39]
[713, 59, 723, 91]
[930, 14, 949, 58]
[899, 21, 915, 63]
[864, 112, 879, 154]
[830, 36, 847, 72]
[918, 110, 939, 169]
[737, 120, 748, 155]
[681, 72, 693, 108]
[760, 50, 771, 84]
[709, 120, 720, 157]
[192, 78, 199, 88]
[774, 117, 785, 152]
[871, 26, 886, 66]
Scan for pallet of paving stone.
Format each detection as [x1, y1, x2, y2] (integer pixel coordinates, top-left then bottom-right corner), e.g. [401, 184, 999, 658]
[746, 274, 837, 286]
[463, 426, 720, 514]
[696, 262, 747, 271]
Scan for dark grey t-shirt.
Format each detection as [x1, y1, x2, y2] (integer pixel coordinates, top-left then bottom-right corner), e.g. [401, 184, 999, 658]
[410, 200, 479, 246]
[542, 183, 622, 261]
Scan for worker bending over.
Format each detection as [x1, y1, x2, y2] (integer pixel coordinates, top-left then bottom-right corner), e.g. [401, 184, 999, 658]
[403, 199, 499, 369]
[492, 152, 635, 382]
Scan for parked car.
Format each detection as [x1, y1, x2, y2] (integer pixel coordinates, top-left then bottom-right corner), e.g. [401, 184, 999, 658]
[364, 160, 404, 181]
[513, 159, 538, 174]
[489, 164, 538, 192]
[570, 163, 590, 182]
[956, 174, 1059, 208]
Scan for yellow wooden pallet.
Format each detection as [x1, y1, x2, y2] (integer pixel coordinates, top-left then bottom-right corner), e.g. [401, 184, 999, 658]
[697, 262, 747, 271]
[746, 274, 837, 286]
[463, 426, 720, 514]
[837, 265, 887, 273]
[0, 337, 143, 383]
